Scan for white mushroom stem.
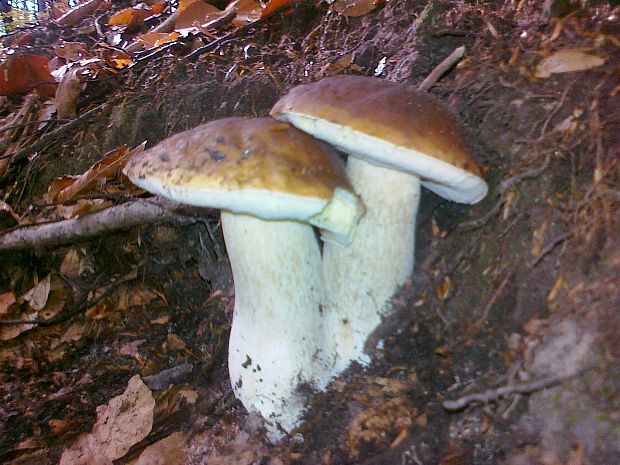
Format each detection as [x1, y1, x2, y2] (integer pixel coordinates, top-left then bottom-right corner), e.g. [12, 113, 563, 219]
[322, 158, 421, 374]
[221, 211, 328, 437]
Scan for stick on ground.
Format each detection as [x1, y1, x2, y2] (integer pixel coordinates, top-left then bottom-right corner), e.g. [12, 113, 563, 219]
[0, 197, 194, 251]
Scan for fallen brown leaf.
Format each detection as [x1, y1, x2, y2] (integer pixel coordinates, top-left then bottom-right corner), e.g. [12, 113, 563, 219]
[59, 375, 155, 465]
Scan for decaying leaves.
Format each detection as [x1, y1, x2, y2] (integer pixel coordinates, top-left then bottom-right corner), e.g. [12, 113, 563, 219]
[59, 375, 155, 465]
[45, 142, 146, 204]
[0, 54, 57, 99]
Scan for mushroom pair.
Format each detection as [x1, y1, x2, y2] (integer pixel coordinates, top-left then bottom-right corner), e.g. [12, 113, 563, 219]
[271, 75, 488, 375]
[124, 118, 364, 437]
[124, 75, 488, 439]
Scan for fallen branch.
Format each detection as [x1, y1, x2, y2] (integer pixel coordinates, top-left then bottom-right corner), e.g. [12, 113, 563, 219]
[442, 368, 588, 411]
[0, 197, 194, 251]
[418, 45, 466, 92]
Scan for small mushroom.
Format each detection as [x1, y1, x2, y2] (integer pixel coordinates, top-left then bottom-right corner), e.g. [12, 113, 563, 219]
[271, 76, 488, 374]
[123, 118, 363, 437]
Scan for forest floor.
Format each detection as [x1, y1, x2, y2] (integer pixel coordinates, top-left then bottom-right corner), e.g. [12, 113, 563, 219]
[0, 1, 619, 464]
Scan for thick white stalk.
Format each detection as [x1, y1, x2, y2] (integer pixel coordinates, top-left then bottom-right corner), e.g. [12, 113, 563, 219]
[322, 158, 421, 375]
[221, 212, 327, 437]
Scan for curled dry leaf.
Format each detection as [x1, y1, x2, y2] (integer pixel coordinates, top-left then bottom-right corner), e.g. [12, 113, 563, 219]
[55, 67, 83, 119]
[23, 274, 51, 311]
[332, 0, 380, 17]
[46, 142, 146, 204]
[535, 48, 606, 78]
[0, 311, 37, 341]
[59, 375, 155, 465]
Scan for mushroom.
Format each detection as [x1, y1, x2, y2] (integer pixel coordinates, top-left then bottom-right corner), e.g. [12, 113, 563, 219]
[123, 117, 363, 436]
[271, 75, 488, 374]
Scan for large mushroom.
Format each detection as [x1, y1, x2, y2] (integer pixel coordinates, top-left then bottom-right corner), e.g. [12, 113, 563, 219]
[123, 117, 363, 436]
[271, 75, 488, 374]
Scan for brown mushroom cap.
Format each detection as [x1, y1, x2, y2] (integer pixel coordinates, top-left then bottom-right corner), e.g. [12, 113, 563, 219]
[271, 75, 488, 204]
[124, 117, 360, 226]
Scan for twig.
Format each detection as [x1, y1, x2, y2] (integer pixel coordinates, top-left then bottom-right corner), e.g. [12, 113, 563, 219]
[417, 46, 466, 92]
[473, 269, 513, 330]
[442, 368, 588, 411]
[0, 197, 195, 251]
[529, 231, 572, 267]
[458, 153, 552, 231]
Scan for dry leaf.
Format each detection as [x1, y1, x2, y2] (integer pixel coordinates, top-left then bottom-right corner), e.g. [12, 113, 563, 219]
[0, 311, 37, 341]
[120, 339, 146, 357]
[323, 54, 354, 76]
[535, 49, 606, 78]
[166, 333, 187, 351]
[139, 31, 180, 48]
[55, 67, 83, 119]
[134, 431, 189, 465]
[37, 100, 58, 130]
[54, 42, 89, 61]
[109, 5, 156, 26]
[60, 249, 91, 279]
[59, 375, 155, 465]
[102, 48, 133, 69]
[47, 142, 146, 204]
[56, 198, 113, 219]
[55, 0, 104, 26]
[175, 0, 223, 31]
[0, 292, 16, 315]
[261, 0, 296, 17]
[0, 54, 57, 99]
[332, 0, 378, 17]
[228, 0, 262, 27]
[23, 274, 51, 311]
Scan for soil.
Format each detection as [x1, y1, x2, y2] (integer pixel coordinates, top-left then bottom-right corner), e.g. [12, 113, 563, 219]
[0, 1, 619, 464]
